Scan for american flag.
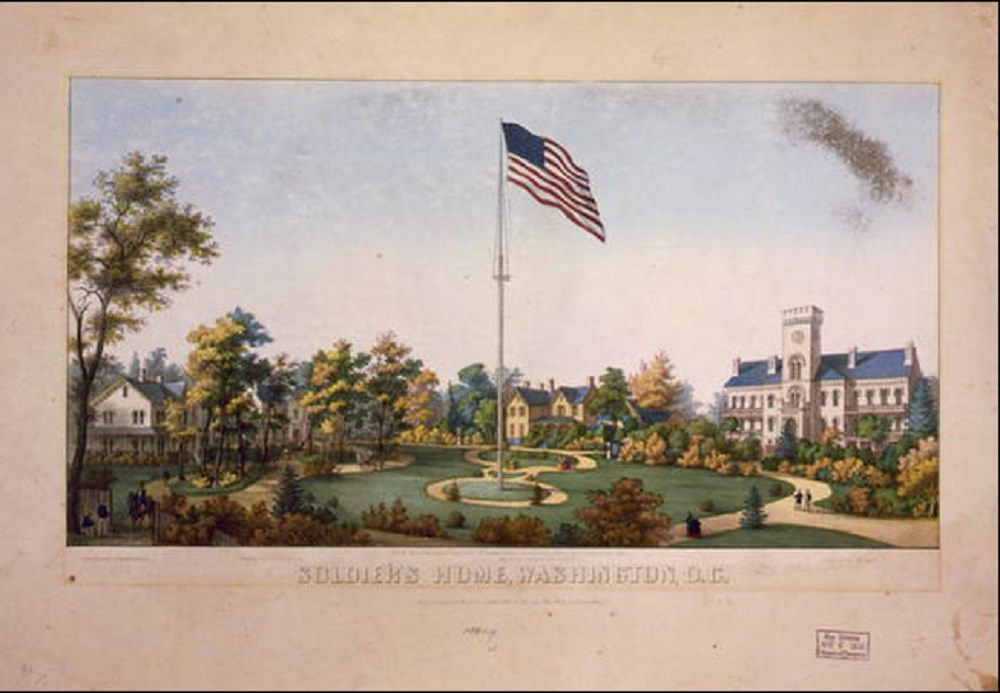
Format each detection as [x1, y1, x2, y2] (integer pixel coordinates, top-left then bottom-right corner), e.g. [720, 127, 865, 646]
[501, 122, 605, 243]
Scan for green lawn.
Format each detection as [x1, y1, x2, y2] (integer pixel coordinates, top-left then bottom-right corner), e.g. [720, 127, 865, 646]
[299, 446, 794, 533]
[673, 523, 891, 548]
[171, 464, 273, 497]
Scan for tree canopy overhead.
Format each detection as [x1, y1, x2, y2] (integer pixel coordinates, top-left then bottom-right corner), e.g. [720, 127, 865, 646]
[67, 151, 218, 533]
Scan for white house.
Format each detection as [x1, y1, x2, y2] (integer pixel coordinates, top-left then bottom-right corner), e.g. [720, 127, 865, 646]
[86, 373, 189, 457]
[722, 306, 923, 448]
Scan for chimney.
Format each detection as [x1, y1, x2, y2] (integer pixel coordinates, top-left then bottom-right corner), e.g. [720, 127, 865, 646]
[588, 375, 595, 389]
[767, 355, 777, 375]
[548, 378, 555, 392]
[903, 340, 914, 367]
[731, 358, 741, 377]
[847, 346, 857, 369]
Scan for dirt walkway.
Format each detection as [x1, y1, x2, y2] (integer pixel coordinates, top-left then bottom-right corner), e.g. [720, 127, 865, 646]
[669, 472, 939, 548]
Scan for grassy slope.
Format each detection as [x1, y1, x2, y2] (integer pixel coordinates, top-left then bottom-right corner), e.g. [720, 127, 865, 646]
[672, 523, 891, 548]
[299, 446, 794, 533]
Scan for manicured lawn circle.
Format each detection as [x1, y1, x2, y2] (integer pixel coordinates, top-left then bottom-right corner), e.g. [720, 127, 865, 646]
[298, 446, 795, 534]
[673, 523, 891, 548]
[451, 480, 542, 502]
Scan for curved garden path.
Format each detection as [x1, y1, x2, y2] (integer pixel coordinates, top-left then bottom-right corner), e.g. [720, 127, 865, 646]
[668, 472, 939, 548]
[423, 447, 597, 508]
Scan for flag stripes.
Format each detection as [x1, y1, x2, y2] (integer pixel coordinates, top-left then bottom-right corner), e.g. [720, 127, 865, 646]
[501, 122, 605, 243]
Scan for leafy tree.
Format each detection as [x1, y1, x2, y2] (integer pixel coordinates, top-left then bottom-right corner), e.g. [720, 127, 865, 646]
[587, 367, 631, 442]
[628, 351, 682, 411]
[720, 417, 741, 434]
[739, 485, 767, 529]
[366, 332, 422, 461]
[164, 398, 197, 480]
[671, 380, 701, 421]
[143, 346, 185, 382]
[576, 477, 672, 547]
[448, 363, 495, 433]
[128, 351, 141, 378]
[706, 390, 729, 424]
[400, 368, 444, 429]
[856, 414, 889, 456]
[472, 398, 498, 444]
[272, 465, 308, 518]
[256, 353, 298, 463]
[184, 308, 270, 480]
[906, 377, 938, 439]
[897, 455, 939, 518]
[301, 340, 370, 464]
[775, 420, 798, 461]
[67, 151, 218, 533]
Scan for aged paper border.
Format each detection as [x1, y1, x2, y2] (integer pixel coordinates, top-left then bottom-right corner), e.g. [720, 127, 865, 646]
[1, 4, 996, 689]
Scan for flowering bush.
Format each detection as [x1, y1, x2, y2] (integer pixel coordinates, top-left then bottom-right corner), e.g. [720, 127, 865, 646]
[472, 515, 549, 546]
[397, 425, 459, 446]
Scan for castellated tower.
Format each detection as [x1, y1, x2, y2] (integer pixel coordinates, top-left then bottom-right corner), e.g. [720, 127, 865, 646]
[780, 305, 823, 440]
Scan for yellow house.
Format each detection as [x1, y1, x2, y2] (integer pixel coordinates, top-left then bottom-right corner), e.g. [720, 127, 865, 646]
[505, 377, 596, 444]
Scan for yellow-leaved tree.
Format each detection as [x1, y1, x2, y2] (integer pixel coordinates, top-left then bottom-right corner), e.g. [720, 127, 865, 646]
[628, 351, 682, 411]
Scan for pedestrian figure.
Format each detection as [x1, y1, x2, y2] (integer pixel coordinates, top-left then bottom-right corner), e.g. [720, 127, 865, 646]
[794, 488, 803, 511]
[805, 489, 813, 513]
[96, 502, 110, 537]
[81, 513, 95, 537]
[685, 512, 702, 538]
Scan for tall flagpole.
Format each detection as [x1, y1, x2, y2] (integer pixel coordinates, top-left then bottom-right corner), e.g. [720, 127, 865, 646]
[495, 122, 508, 489]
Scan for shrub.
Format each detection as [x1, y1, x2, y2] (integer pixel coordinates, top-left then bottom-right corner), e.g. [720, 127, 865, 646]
[472, 515, 549, 546]
[760, 457, 779, 472]
[739, 485, 767, 530]
[769, 482, 784, 498]
[360, 499, 447, 538]
[531, 482, 546, 506]
[551, 522, 586, 547]
[445, 510, 466, 529]
[699, 499, 716, 513]
[739, 462, 759, 477]
[444, 481, 461, 502]
[577, 478, 671, 547]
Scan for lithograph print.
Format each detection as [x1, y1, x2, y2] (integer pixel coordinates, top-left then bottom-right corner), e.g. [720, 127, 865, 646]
[67, 80, 940, 551]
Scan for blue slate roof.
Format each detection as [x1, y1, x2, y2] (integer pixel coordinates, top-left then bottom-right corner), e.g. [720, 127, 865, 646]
[513, 387, 552, 407]
[725, 349, 913, 387]
[724, 360, 783, 388]
[817, 349, 911, 381]
[557, 385, 592, 405]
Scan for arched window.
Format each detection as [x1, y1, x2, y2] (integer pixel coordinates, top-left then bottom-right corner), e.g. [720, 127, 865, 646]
[788, 388, 802, 408]
[789, 355, 805, 380]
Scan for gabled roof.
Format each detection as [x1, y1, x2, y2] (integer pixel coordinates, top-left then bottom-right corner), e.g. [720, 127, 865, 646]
[725, 348, 915, 388]
[555, 385, 592, 405]
[511, 387, 551, 407]
[91, 375, 185, 406]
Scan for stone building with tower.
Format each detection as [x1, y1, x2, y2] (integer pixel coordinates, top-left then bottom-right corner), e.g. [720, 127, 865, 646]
[722, 306, 924, 449]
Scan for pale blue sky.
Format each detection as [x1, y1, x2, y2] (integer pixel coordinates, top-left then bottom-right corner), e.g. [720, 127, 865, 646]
[70, 80, 938, 405]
